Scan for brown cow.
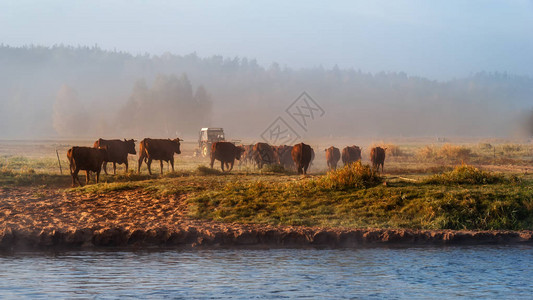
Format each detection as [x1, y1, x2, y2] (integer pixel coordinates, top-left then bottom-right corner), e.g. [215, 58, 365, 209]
[370, 147, 386, 172]
[67, 146, 108, 187]
[240, 144, 255, 166]
[253, 142, 276, 169]
[342, 146, 362, 166]
[325, 146, 341, 170]
[291, 142, 313, 175]
[138, 138, 181, 175]
[275, 145, 294, 170]
[93, 138, 136, 175]
[210, 142, 245, 172]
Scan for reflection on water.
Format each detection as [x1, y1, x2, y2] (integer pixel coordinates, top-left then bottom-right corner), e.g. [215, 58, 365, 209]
[1, 246, 532, 299]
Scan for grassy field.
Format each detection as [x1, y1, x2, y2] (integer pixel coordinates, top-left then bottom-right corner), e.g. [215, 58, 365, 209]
[1, 138, 532, 231]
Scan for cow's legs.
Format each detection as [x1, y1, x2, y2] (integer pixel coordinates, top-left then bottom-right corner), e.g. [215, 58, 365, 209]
[210, 156, 215, 169]
[103, 162, 109, 175]
[72, 168, 81, 187]
[86, 170, 91, 185]
[160, 160, 164, 174]
[220, 161, 225, 172]
[138, 154, 145, 173]
[96, 170, 101, 183]
[228, 160, 234, 171]
[170, 158, 175, 172]
[303, 164, 309, 175]
[125, 161, 129, 173]
[147, 158, 153, 175]
[113, 162, 117, 175]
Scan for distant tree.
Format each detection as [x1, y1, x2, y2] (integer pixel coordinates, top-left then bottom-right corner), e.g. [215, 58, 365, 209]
[116, 74, 212, 136]
[52, 85, 89, 136]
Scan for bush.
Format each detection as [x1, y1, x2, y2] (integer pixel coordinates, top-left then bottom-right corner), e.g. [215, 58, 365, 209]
[196, 165, 222, 175]
[417, 145, 436, 159]
[314, 162, 382, 190]
[417, 144, 472, 162]
[478, 142, 493, 150]
[424, 165, 505, 185]
[502, 144, 522, 153]
[438, 144, 472, 161]
[261, 164, 287, 174]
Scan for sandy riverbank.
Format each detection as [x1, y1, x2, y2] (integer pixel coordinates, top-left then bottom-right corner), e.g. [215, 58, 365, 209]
[1, 187, 532, 251]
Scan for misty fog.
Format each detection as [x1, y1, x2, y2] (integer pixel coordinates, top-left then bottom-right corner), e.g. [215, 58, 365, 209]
[0, 45, 532, 141]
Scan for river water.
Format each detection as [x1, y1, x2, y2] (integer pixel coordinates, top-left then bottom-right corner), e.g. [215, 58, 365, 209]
[1, 245, 532, 299]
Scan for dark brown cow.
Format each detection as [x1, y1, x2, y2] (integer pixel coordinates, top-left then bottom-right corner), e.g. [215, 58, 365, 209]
[210, 142, 245, 172]
[291, 142, 313, 175]
[138, 138, 181, 175]
[93, 138, 136, 175]
[253, 142, 276, 169]
[342, 145, 362, 166]
[370, 147, 386, 172]
[325, 146, 341, 170]
[67, 146, 108, 187]
[275, 145, 294, 170]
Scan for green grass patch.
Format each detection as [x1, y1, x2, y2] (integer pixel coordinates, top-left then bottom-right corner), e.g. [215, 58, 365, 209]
[0, 168, 68, 187]
[311, 162, 382, 190]
[68, 181, 144, 194]
[187, 170, 533, 230]
[424, 165, 506, 185]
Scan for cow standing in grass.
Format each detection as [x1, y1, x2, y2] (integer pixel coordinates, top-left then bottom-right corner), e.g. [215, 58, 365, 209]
[67, 146, 108, 187]
[240, 144, 255, 166]
[210, 142, 245, 172]
[370, 147, 386, 172]
[325, 146, 341, 170]
[93, 138, 136, 175]
[275, 145, 294, 171]
[291, 142, 313, 175]
[253, 142, 276, 169]
[138, 138, 181, 175]
[342, 146, 362, 166]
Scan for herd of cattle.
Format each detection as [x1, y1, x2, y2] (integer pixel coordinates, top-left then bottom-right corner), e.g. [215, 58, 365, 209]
[66, 138, 387, 186]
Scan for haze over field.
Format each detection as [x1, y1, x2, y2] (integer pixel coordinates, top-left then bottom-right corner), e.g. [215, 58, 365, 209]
[1, 1, 532, 140]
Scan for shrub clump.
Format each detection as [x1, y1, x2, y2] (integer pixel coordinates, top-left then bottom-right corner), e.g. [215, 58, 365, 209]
[424, 165, 505, 185]
[314, 162, 382, 190]
[196, 165, 222, 175]
[417, 144, 472, 162]
[261, 164, 287, 174]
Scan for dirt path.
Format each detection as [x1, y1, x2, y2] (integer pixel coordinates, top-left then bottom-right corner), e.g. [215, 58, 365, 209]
[1, 186, 533, 250]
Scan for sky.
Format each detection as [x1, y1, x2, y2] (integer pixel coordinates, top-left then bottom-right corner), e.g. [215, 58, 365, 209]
[1, 0, 533, 80]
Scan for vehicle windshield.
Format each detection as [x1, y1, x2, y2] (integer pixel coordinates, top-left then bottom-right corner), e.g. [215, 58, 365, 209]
[208, 131, 224, 140]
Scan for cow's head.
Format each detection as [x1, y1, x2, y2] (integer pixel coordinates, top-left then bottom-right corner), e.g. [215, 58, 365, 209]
[235, 146, 245, 160]
[173, 138, 182, 154]
[124, 139, 136, 155]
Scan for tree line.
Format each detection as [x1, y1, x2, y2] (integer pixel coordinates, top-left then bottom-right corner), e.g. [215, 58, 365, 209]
[0, 45, 531, 139]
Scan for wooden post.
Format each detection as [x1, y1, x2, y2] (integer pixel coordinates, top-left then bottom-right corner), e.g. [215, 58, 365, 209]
[56, 149, 63, 175]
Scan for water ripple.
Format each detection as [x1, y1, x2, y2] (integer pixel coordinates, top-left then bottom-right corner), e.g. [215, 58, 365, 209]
[1, 245, 532, 299]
